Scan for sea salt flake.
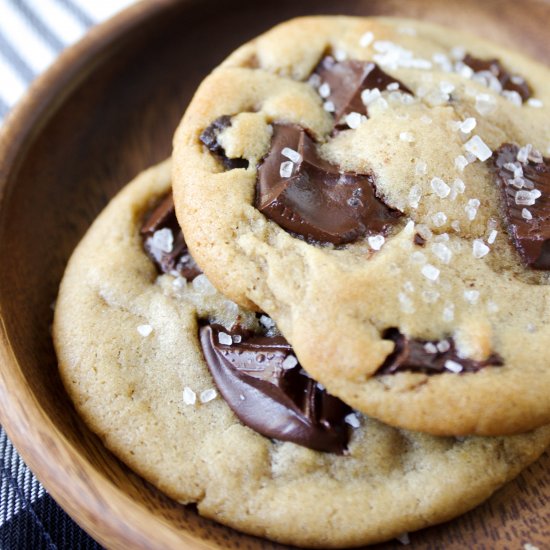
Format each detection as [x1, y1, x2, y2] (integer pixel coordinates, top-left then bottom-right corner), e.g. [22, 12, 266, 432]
[464, 290, 480, 304]
[281, 147, 302, 163]
[445, 360, 463, 373]
[527, 98, 543, 108]
[459, 117, 477, 134]
[137, 324, 153, 337]
[415, 160, 427, 175]
[183, 387, 196, 405]
[200, 389, 217, 403]
[323, 100, 335, 112]
[218, 332, 233, 345]
[345, 111, 363, 129]
[472, 239, 490, 259]
[432, 212, 447, 227]
[424, 343, 438, 354]
[400, 132, 415, 143]
[432, 242, 452, 264]
[318, 82, 331, 98]
[282, 354, 298, 370]
[522, 208, 533, 220]
[421, 264, 440, 281]
[422, 290, 440, 304]
[431, 177, 450, 198]
[359, 31, 374, 47]
[345, 413, 361, 428]
[151, 228, 173, 253]
[368, 235, 385, 250]
[487, 230, 498, 244]
[464, 135, 492, 162]
[279, 160, 294, 178]
[408, 185, 422, 208]
[361, 88, 381, 106]
[454, 155, 469, 172]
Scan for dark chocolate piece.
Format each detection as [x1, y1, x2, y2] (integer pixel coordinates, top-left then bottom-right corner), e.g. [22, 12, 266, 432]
[314, 56, 413, 121]
[377, 328, 503, 375]
[141, 193, 202, 280]
[200, 324, 351, 453]
[414, 233, 426, 246]
[200, 116, 249, 170]
[493, 143, 550, 269]
[256, 124, 402, 245]
[463, 54, 532, 102]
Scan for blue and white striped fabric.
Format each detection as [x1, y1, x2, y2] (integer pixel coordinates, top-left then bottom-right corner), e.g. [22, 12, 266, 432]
[0, 1, 135, 547]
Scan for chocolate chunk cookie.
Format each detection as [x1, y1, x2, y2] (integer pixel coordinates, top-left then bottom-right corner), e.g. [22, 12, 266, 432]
[172, 16, 550, 435]
[54, 161, 550, 547]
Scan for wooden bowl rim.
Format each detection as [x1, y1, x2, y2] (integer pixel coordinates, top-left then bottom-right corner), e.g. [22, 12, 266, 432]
[0, 1, 213, 548]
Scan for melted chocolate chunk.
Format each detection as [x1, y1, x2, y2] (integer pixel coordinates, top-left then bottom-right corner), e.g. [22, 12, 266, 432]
[256, 124, 402, 245]
[314, 56, 413, 121]
[200, 116, 249, 170]
[141, 193, 202, 280]
[414, 233, 426, 246]
[493, 144, 550, 269]
[463, 54, 532, 101]
[200, 324, 351, 453]
[377, 328, 503, 375]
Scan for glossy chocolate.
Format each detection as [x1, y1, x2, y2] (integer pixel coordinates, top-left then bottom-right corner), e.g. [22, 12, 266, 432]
[377, 328, 503, 375]
[494, 143, 550, 269]
[200, 324, 351, 453]
[200, 115, 249, 170]
[314, 56, 413, 121]
[256, 124, 402, 245]
[141, 193, 202, 280]
[463, 54, 532, 101]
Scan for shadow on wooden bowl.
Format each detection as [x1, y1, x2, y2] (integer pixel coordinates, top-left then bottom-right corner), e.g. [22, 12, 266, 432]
[0, 1, 548, 548]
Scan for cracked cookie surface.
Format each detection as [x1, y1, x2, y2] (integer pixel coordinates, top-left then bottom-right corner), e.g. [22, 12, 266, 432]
[54, 161, 550, 547]
[172, 16, 550, 435]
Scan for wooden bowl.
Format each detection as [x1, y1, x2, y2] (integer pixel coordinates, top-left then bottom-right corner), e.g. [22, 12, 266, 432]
[0, 1, 548, 548]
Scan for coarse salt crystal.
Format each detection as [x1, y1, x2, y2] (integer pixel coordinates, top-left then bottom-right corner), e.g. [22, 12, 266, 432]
[398, 292, 415, 313]
[416, 224, 433, 240]
[432, 212, 447, 227]
[472, 239, 490, 258]
[445, 360, 463, 373]
[319, 82, 331, 98]
[523, 544, 540, 550]
[431, 242, 452, 264]
[415, 160, 427, 175]
[323, 100, 335, 112]
[345, 111, 363, 129]
[151, 228, 174, 253]
[464, 135, 492, 162]
[279, 160, 294, 178]
[387, 82, 400, 91]
[529, 148, 544, 164]
[515, 190, 536, 206]
[200, 389, 217, 403]
[361, 88, 381, 106]
[452, 178, 465, 196]
[424, 342, 438, 354]
[437, 340, 451, 353]
[431, 177, 450, 198]
[218, 332, 233, 345]
[400, 132, 415, 142]
[440, 81, 455, 95]
[359, 31, 374, 47]
[527, 98, 543, 108]
[282, 354, 298, 370]
[464, 289, 480, 304]
[345, 413, 361, 428]
[408, 185, 422, 208]
[260, 315, 275, 329]
[517, 144, 532, 163]
[368, 235, 385, 250]
[487, 229, 498, 244]
[421, 264, 440, 281]
[442, 303, 455, 321]
[137, 324, 153, 337]
[475, 93, 496, 116]
[183, 387, 196, 405]
[501, 90, 522, 106]
[281, 147, 302, 163]
[522, 208, 533, 220]
[334, 49, 347, 62]
[454, 155, 469, 172]
[459, 117, 477, 134]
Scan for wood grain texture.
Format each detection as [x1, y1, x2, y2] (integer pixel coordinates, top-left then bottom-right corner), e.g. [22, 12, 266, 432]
[0, 0, 548, 549]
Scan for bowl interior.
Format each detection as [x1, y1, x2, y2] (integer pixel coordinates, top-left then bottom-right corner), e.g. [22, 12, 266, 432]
[0, 0, 549, 549]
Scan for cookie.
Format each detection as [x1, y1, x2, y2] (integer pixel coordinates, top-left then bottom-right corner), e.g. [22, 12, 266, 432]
[53, 160, 550, 547]
[172, 16, 550, 436]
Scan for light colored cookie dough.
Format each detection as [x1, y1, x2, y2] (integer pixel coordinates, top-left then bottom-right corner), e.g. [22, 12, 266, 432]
[172, 16, 550, 436]
[54, 161, 550, 547]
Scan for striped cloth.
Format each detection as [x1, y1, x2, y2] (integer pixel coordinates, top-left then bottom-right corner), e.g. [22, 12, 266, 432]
[0, 1, 135, 547]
